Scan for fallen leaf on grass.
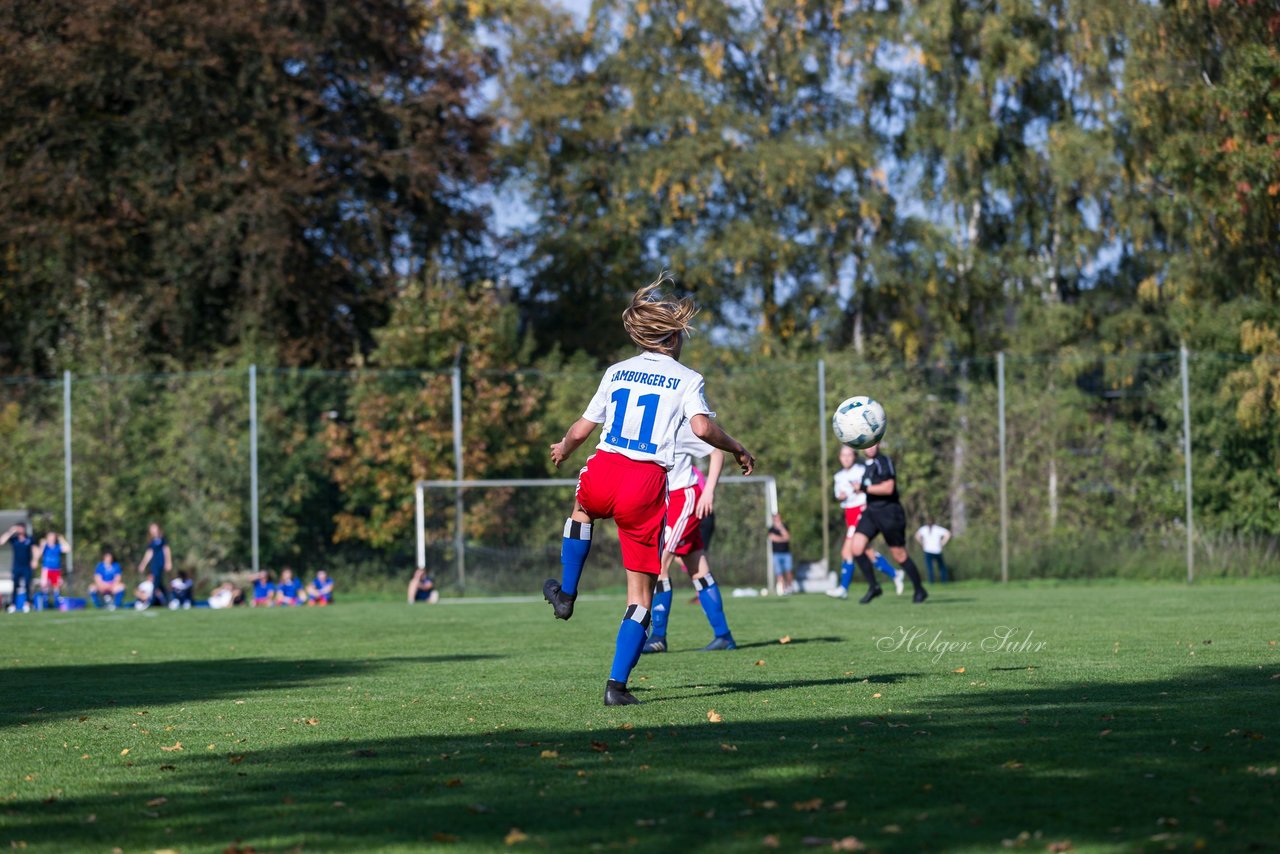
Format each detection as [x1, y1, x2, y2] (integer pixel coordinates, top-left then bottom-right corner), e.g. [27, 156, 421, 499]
[1046, 842, 1073, 852]
[1099, 729, 1112, 737]
[1247, 766, 1277, 776]
[432, 832, 459, 843]
[539, 750, 558, 759]
[160, 742, 183, 752]
[883, 824, 901, 833]
[119, 749, 130, 756]
[159, 765, 176, 772]
[1002, 760, 1025, 770]
[707, 710, 723, 723]
[146, 797, 167, 807]
[80, 754, 90, 760]
[304, 718, 319, 726]
[590, 741, 609, 753]
[445, 778, 463, 788]
[832, 838, 866, 852]
[762, 836, 780, 849]
[755, 660, 766, 666]
[872, 693, 882, 699]
[830, 801, 847, 811]
[779, 636, 792, 644]
[793, 798, 823, 812]
[720, 743, 737, 752]
[953, 667, 966, 673]
[504, 828, 528, 845]
[228, 755, 245, 765]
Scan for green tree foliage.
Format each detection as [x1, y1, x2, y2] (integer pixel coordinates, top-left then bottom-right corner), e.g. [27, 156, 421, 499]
[0, 0, 495, 374]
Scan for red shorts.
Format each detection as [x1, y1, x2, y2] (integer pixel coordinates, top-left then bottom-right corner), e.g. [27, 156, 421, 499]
[843, 506, 864, 537]
[576, 451, 667, 574]
[43, 569, 63, 587]
[664, 484, 705, 558]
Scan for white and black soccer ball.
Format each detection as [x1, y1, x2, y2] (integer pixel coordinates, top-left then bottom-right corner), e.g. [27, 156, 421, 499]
[832, 395, 886, 449]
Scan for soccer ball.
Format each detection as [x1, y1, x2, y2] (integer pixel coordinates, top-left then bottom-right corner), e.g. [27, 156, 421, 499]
[832, 395, 886, 449]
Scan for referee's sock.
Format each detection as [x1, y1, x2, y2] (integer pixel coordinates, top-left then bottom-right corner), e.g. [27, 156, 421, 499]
[854, 553, 878, 586]
[899, 556, 925, 594]
[559, 519, 593, 597]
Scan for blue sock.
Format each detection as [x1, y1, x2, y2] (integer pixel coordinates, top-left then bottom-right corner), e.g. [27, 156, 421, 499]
[875, 555, 897, 578]
[650, 578, 672, 639]
[114, 590, 124, 608]
[610, 604, 650, 684]
[694, 574, 730, 638]
[15, 586, 27, 609]
[839, 560, 855, 589]
[560, 519, 592, 597]
[91, 591, 103, 608]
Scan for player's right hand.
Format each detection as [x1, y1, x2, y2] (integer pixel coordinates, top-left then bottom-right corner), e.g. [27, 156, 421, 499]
[734, 447, 755, 476]
[549, 441, 568, 468]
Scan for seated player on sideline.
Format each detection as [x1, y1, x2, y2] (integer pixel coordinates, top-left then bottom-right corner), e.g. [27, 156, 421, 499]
[642, 428, 735, 653]
[542, 277, 755, 706]
[34, 531, 70, 610]
[828, 445, 903, 599]
[276, 568, 304, 606]
[90, 549, 125, 610]
[833, 442, 928, 605]
[307, 570, 334, 605]
[251, 571, 276, 607]
[409, 568, 439, 604]
[169, 570, 195, 609]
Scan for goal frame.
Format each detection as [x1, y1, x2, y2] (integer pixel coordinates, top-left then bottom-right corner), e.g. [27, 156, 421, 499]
[415, 475, 779, 594]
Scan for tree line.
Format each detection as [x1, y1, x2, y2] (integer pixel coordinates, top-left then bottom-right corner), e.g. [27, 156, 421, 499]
[0, 0, 1276, 575]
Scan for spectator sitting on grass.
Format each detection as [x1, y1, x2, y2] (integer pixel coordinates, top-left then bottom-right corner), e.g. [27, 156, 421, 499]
[276, 568, 304, 606]
[90, 549, 125, 610]
[409, 568, 439, 604]
[169, 570, 195, 610]
[306, 570, 334, 606]
[251, 571, 276, 607]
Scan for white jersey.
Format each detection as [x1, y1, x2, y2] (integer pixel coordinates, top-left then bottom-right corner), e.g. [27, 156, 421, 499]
[667, 422, 716, 490]
[583, 352, 713, 470]
[833, 464, 866, 510]
[916, 524, 950, 553]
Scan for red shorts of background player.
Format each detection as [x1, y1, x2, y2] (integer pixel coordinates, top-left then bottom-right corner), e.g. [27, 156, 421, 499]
[843, 506, 864, 538]
[576, 451, 668, 574]
[664, 484, 705, 558]
[43, 569, 63, 588]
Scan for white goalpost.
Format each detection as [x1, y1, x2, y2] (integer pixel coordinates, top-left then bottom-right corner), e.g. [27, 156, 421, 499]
[415, 475, 779, 595]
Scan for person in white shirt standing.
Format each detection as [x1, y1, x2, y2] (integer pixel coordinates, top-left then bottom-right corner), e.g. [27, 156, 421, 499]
[914, 519, 952, 583]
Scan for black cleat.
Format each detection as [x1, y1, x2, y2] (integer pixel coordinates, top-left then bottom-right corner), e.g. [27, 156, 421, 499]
[542, 579, 576, 620]
[858, 585, 884, 605]
[604, 679, 641, 706]
[913, 587, 929, 604]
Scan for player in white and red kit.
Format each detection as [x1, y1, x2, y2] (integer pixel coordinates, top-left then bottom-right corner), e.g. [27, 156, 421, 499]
[544, 279, 755, 706]
[641, 422, 734, 654]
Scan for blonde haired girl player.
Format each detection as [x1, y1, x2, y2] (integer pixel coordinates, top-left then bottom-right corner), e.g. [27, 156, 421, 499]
[544, 277, 755, 706]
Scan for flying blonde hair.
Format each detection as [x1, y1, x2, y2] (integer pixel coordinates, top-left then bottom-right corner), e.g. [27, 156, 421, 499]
[621, 274, 698, 355]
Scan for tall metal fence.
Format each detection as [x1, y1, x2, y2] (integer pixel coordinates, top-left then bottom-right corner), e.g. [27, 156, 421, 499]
[1, 350, 1276, 594]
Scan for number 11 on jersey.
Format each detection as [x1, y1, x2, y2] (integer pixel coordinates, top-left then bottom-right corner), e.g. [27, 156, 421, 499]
[605, 388, 660, 453]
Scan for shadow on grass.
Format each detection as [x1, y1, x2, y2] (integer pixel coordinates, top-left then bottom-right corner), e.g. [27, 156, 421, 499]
[0, 654, 501, 727]
[5, 666, 1276, 851]
[659, 674, 918, 701]
[667, 636, 845, 653]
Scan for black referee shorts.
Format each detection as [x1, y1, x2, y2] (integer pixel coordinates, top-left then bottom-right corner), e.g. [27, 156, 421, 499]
[855, 503, 908, 548]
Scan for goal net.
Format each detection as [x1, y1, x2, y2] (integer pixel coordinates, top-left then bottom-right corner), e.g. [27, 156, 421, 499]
[415, 475, 778, 596]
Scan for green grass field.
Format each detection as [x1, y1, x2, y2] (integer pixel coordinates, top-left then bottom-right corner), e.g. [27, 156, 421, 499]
[2, 582, 1278, 853]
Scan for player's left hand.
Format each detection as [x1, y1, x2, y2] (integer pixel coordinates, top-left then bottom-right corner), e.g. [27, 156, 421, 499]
[549, 441, 569, 468]
[734, 447, 755, 476]
[696, 490, 715, 518]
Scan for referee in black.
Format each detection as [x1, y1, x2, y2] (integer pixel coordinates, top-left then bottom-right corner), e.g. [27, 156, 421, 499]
[848, 443, 928, 604]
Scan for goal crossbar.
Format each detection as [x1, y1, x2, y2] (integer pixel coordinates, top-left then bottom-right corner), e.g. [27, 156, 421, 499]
[415, 475, 778, 593]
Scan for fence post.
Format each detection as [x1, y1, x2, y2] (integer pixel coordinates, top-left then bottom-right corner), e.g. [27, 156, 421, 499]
[817, 359, 830, 570]
[997, 352, 1008, 584]
[1180, 345, 1194, 583]
[249, 365, 260, 575]
[451, 351, 466, 593]
[63, 370, 73, 571]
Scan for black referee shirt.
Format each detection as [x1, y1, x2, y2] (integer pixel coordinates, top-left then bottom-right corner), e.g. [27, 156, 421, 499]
[862, 454, 900, 504]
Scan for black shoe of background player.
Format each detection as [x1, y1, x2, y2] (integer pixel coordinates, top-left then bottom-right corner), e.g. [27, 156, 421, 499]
[604, 679, 641, 706]
[542, 579, 576, 620]
[859, 585, 883, 605]
[913, 587, 929, 604]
